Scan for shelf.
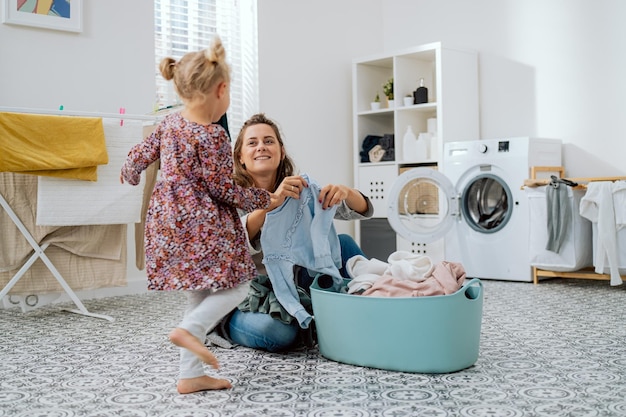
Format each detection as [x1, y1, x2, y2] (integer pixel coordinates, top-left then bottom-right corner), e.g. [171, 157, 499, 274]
[358, 160, 437, 168]
[395, 103, 437, 112]
[359, 159, 438, 168]
[398, 160, 438, 166]
[358, 161, 397, 168]
[358, 108, 394, 116]
[358, 103, 437, 116]
[352, 42, 479, 261]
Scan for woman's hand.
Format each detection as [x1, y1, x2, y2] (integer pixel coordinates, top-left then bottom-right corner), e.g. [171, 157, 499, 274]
[319, 183, 369, 213]
[273, 175, 308, 207]
[245, 176, 307, 240]
[318, 184, 350, 210]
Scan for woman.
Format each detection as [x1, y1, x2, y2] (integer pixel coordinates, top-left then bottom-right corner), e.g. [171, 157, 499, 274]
[225, 113, 374, 352]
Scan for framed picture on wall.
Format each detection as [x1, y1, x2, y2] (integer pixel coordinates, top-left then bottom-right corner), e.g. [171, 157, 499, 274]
[2, 0, 82, 33]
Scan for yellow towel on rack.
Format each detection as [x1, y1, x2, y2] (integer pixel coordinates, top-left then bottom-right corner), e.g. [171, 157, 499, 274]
[0, 112, 108, 181]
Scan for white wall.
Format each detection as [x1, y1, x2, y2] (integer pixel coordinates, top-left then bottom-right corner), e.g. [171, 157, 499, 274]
[382, 0, 626, 177]
[0, 1, 155, 115]
[258, 0, 626, 187]
[257, 0, 384, 235]
[0, 1, 156, 295]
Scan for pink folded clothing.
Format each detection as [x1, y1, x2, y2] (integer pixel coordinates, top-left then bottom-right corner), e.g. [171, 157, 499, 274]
[346, 251, 434, 294]
[361, 261, 466, 297]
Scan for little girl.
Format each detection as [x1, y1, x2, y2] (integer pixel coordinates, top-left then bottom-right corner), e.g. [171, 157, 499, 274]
[120, 36, 270, 394]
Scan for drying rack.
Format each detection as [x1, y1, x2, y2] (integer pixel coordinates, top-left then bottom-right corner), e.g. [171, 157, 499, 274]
[0, 194, 116, 320]
[525, 166, 626, 285]
[0, 106, 159, 321]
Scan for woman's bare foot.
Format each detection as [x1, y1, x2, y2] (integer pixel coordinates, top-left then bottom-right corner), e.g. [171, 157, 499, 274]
[169, 327, 219, 369]
[177, 375, 232, 394]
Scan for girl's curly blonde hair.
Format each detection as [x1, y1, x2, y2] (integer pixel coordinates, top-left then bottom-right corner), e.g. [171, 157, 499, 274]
[159, 35, 230, 102]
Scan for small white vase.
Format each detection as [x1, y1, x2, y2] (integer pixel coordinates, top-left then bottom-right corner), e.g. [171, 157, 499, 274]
[387, 99, 395, 108]
[370, 102, 381, 110]
[403, 97, 414, 107]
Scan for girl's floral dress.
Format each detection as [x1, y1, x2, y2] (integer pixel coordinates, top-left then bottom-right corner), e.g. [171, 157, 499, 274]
[121, 112, 270, 291]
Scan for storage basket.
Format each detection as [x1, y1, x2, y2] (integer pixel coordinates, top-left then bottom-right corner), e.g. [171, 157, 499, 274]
[310, 276, 483, 373]
[526, 185, 593, 271]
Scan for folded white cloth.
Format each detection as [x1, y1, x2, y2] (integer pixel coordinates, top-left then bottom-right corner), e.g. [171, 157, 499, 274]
[346, 251, 433, 294]
[346, 255, 388, 294]
[385, 250, 433, 281]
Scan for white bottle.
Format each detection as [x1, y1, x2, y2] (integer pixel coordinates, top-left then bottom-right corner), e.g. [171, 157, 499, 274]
[430, 135, 439, 160]
[427, 117, 438, 134]
[402, 126, 417, 161]
[416, 133, 431, 161]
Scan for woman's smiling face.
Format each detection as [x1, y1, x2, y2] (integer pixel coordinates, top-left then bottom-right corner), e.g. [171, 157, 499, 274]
[239, 123, 284, 176]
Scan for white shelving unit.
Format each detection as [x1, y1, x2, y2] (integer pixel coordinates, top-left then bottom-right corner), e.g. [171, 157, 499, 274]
[352, 42, 480, 261]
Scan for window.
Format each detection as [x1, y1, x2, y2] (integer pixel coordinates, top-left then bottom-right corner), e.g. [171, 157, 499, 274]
[154, 0, 258, 137]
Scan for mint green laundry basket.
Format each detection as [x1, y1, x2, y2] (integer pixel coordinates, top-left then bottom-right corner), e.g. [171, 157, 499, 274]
[310, 276, 483, 373]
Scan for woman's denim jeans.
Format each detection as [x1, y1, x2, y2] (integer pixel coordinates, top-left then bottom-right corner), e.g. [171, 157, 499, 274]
[228, 234, 365, 352]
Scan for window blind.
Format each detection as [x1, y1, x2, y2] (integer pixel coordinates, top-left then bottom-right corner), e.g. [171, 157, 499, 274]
[154, 0, 258, 137]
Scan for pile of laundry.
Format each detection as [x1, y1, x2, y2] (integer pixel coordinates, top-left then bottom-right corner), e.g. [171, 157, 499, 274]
[345, 251, 466, 297]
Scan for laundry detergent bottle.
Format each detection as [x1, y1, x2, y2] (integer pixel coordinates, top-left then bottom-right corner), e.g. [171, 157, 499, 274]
[402, 125, 417, 161]
[416, 132, 430, 161]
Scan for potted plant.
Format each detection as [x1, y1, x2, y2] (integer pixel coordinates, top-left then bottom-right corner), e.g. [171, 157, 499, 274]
[383, 78, 394, 107]
[370, 93, 381, 110]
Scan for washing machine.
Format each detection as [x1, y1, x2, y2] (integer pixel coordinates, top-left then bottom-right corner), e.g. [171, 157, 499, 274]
[387, 137, 562, 281]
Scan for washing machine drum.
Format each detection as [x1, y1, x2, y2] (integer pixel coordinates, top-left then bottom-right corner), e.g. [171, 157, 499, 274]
[387, 168, 514, 243]
[461, 173, 513, 233]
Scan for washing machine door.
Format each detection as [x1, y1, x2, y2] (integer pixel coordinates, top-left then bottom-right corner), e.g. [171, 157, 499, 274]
[459, 172, 514, 233]
[387, 167, 459, 243]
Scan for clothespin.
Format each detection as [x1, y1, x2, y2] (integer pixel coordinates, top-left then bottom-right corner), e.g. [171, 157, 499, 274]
[119, 107, 126, 126]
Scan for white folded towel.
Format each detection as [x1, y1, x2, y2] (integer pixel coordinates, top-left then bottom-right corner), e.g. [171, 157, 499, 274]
[385, 250, 433, 281]
[346, 255, 388, 294]
[346, 251, 434, 294]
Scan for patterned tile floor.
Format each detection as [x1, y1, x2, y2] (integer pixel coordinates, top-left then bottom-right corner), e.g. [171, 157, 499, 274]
[1, 278, 626, 416]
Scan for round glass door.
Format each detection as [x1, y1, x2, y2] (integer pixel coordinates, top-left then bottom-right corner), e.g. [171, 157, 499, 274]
[387, 168, 457, 243]
[461, 173, 513, 233]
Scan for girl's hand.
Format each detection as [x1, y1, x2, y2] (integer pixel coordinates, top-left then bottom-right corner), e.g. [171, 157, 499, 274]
[318, 184, 349, 210]
[267, 192, 283, 212]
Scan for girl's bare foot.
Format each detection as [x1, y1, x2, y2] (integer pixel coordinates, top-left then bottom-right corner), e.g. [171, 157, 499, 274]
[177, 375, 232, 394]
[169, 327, 219, 369]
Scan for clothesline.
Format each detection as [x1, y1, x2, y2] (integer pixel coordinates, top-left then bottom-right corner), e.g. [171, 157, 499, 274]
[0, 106, 159, 122]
